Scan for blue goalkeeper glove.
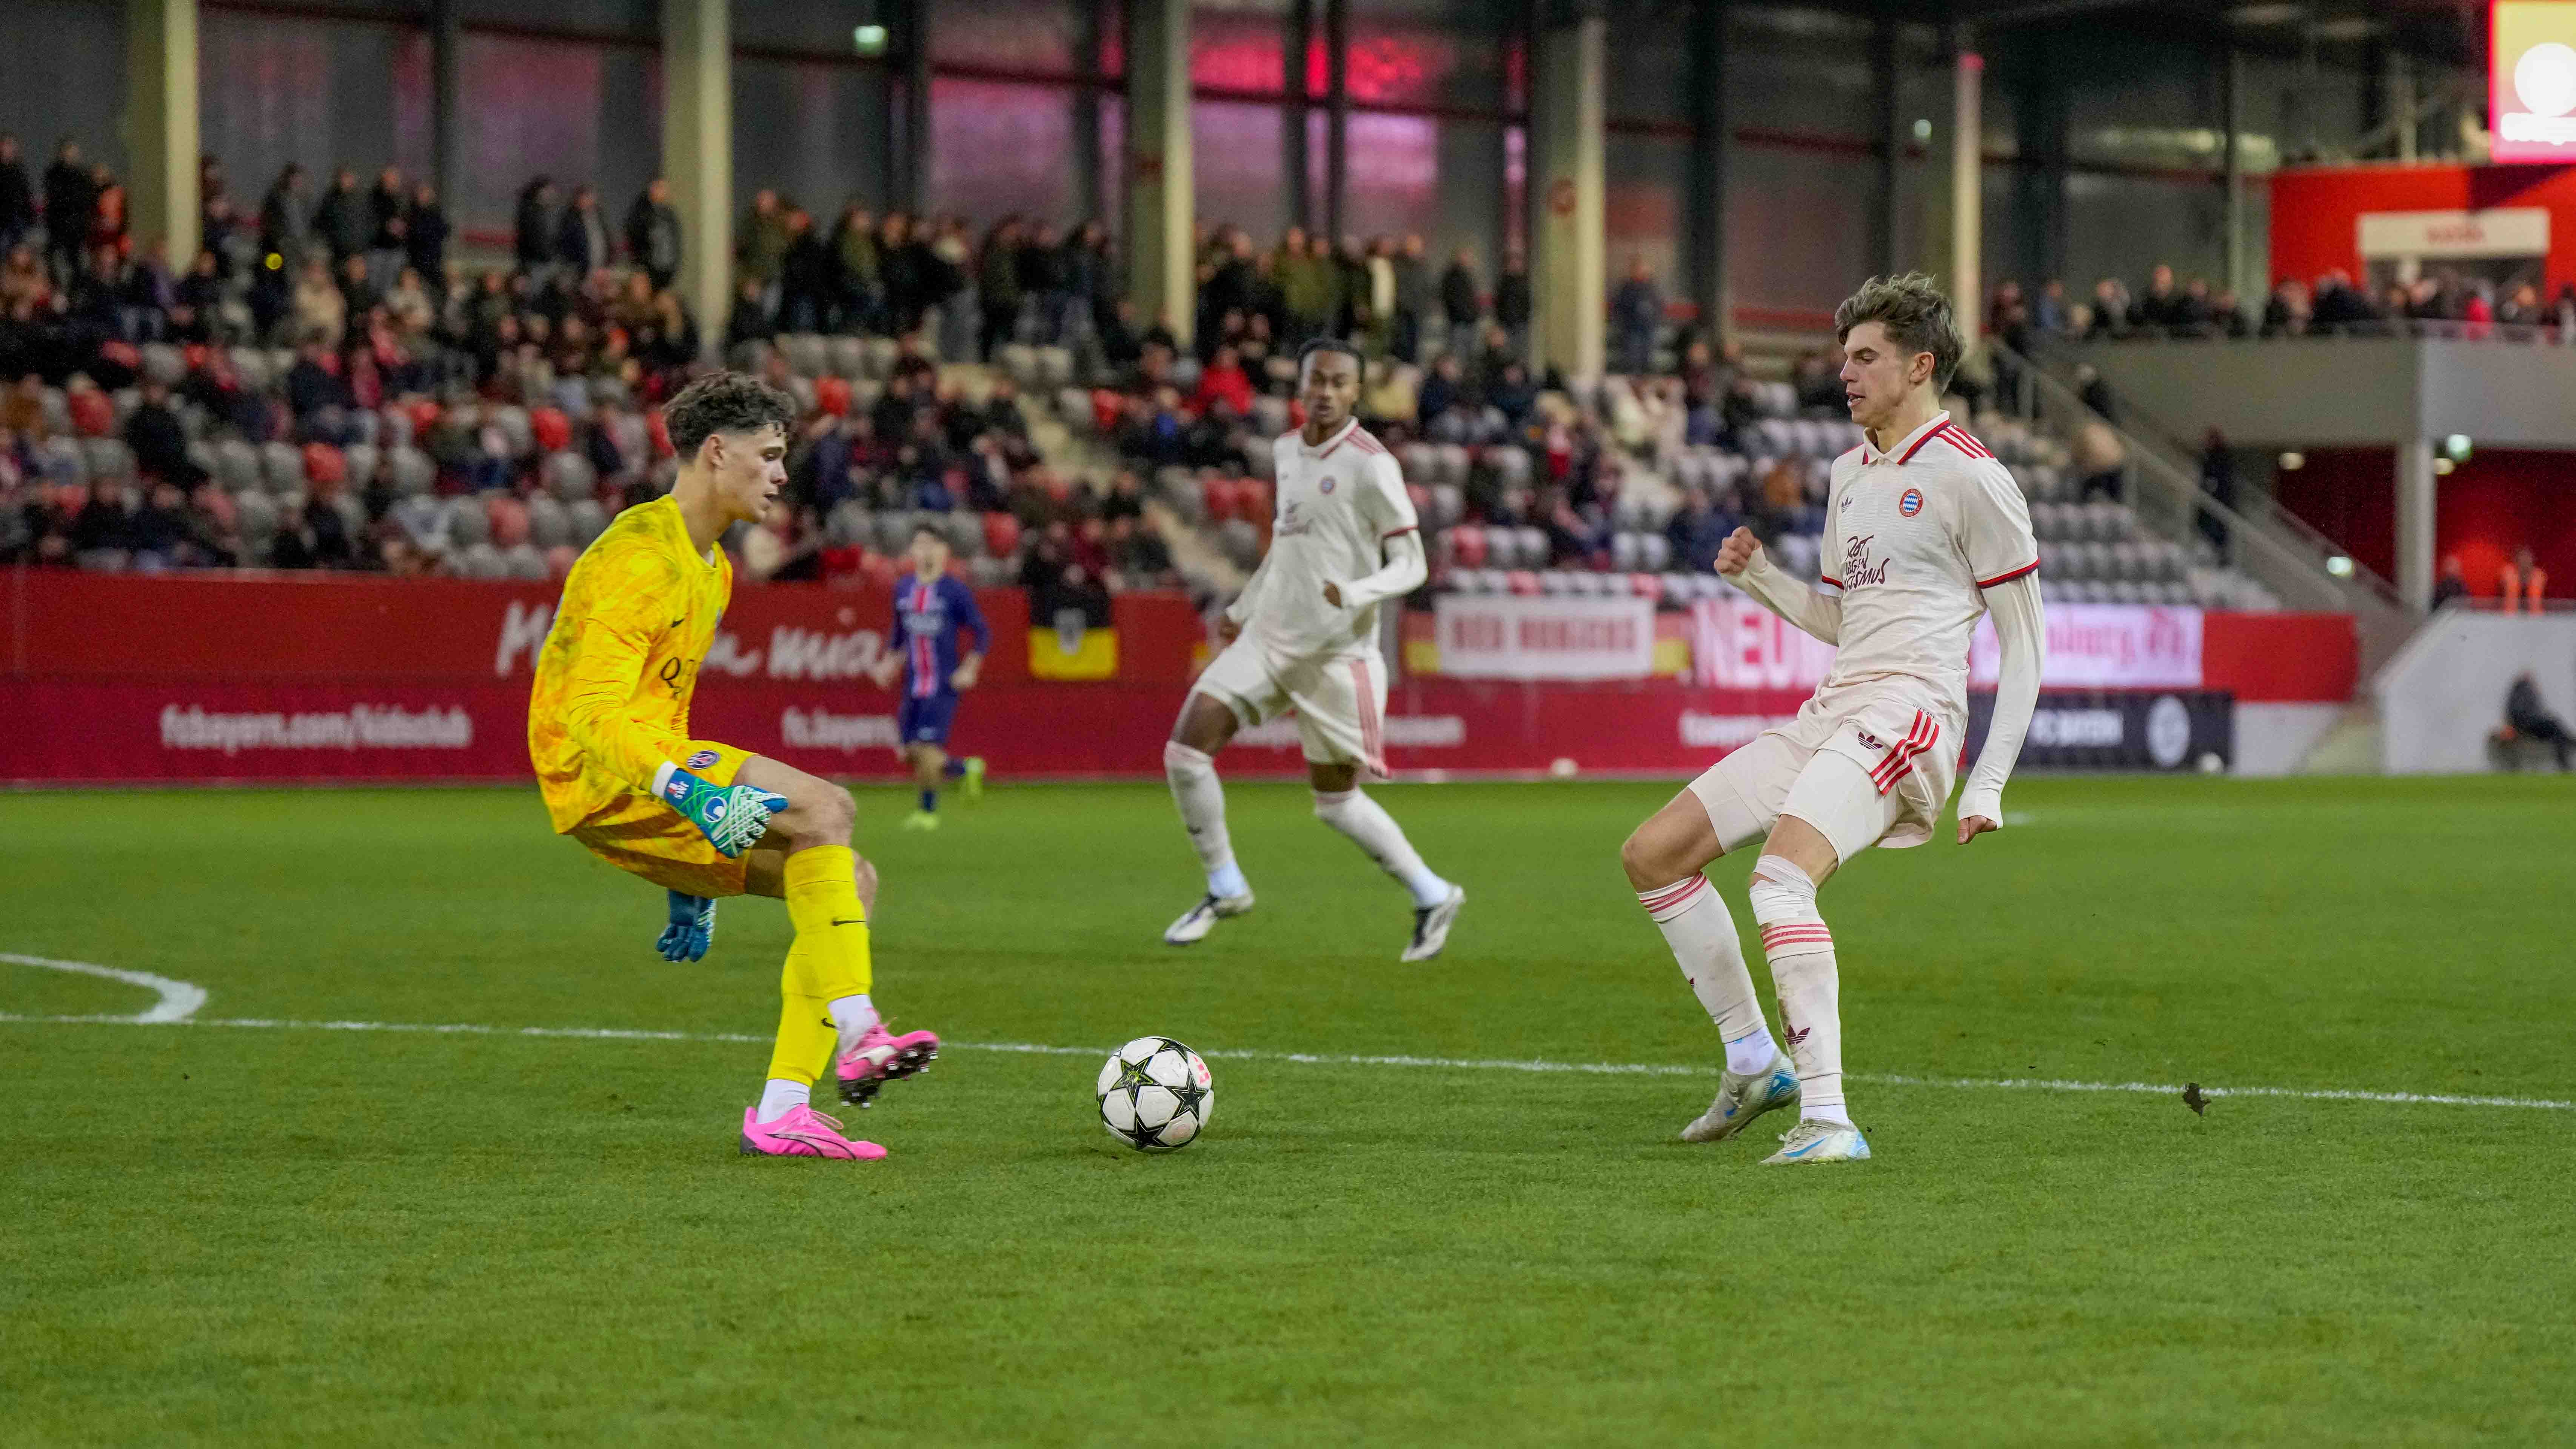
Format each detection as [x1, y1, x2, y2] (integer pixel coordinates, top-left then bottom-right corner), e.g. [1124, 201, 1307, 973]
[657, 765, 789, 858]
[657, 890, 715, 962]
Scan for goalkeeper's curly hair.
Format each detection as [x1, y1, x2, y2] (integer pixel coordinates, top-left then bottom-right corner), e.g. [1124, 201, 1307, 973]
[663, 372, 798, 464]
[1833, 273, 1963, 391]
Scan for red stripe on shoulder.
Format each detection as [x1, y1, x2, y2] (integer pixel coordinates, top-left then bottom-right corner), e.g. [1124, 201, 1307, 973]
[1350, 428, 1387, 455]
[1929, 424, 1993, 462]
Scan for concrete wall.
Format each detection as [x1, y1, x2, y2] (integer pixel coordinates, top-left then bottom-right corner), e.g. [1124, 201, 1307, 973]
[2072, 338, 2576, 450]
[2375, 612, 2576, 773]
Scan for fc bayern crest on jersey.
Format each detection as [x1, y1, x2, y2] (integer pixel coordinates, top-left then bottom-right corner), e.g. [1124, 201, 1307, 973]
[1899, 488, 1924, 517]
[1320, 476, 1337, 494]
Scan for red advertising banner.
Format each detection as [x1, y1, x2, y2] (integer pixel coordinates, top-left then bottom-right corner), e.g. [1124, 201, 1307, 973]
[0, 573, 2354, 785]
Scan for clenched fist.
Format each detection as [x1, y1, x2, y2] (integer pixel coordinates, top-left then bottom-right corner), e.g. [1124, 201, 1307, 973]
[1714, 526, 1761, 579]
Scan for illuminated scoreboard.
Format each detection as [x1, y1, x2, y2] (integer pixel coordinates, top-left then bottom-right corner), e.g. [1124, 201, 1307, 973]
[2494, 1, 2576, 162]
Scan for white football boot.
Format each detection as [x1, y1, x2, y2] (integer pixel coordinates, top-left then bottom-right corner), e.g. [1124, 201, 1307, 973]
[1679, 1052, 1802, 1143]
[1761, 1118, 1872, 1166]
[1163, 890, 1255, 945]
[1399, 885, 1467, 962]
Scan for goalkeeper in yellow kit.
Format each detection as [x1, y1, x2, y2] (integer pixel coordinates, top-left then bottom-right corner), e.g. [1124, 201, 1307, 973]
[529, 372, 937, 1161]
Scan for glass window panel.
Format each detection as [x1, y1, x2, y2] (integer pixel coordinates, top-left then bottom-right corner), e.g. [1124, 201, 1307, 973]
[1727, 144, 1876, 325]
[200, 14, 434, 223]
[0, 0, 130, 178]
[2062, 171, 2228, 297]
[1605, 131, 1687, 300]
[930, 0, 1079, 75]
[1194, 101, 1289, 240]
[1192, 0, 1290, 96]
[1346, 0, 1502, 112]
[1726, 7, 1875, 142]
[736, 58, 893, 217]
[928, 79, 1078, 223]
[453, 35, 658, 246]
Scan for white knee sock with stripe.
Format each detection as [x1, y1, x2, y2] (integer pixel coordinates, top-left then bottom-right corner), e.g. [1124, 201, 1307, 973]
[1636, 875, 1777, 1074]
[1165, 742, 1249, 899]
[1313, 788, 1450, 907]
[1746, 855, 1851, 1125]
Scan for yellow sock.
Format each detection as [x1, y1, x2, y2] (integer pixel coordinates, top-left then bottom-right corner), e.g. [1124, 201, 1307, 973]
[783, 845, 873, 1002]
[763, 941, 838, 1086]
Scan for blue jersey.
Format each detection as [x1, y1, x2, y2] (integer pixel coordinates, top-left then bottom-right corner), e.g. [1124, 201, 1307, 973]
[892, 572, 991, 699]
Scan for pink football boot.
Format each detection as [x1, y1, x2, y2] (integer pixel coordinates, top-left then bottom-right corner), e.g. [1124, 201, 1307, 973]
[834, 1022, 942, 1107]
[738, 1104, 886, 1160]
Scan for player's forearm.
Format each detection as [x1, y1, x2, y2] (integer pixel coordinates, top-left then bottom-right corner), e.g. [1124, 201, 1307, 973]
[560, 622, 669, 792]
[1960, 573, 2046, 822]
[1731, 549, 1842, 644]
[1336, 531, 1426, 612]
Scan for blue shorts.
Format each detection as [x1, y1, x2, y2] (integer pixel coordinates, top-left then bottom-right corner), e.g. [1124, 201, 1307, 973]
[896, 691, 959, 748]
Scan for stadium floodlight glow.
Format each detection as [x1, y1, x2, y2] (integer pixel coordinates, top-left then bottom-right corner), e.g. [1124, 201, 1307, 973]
[1912, 118, 1933, 141]
[2492, 3, 2576, 162]
[2434, 457, 2457, 475]
[2444, 434, 2473, 462]
[2278, 451, 2305, 470]
[2326, 555, 2356, 578]
[853, 24, 887, 55]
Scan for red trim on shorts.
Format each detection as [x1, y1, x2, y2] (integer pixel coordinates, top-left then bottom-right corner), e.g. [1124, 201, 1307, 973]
[1349, 657, 1387, 778]
[1976, 559, 2039, 588]
[1869, 710, 1938, 795]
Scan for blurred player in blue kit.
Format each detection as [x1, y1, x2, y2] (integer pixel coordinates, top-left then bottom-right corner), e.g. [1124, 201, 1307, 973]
[870, 522, 991, 829]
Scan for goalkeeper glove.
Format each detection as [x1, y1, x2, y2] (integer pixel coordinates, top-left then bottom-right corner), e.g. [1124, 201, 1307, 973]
[657, 890, 715, 962]
[655, 764, 789, 858]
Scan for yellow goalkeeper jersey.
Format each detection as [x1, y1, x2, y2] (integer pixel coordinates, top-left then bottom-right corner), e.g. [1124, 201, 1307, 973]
[528, 496, 733, 832]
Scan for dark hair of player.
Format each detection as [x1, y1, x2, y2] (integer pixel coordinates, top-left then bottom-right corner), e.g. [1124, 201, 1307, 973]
[1296, 336, 1366, 381]
[1833, 273, 1963, 391]
[664, 371, 798, 464]
[912, 520, 949, 544]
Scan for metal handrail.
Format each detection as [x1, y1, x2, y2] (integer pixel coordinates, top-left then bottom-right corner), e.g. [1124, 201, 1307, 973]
[2068, 318, 2576, 346]
[1988, 337, 2414, 627]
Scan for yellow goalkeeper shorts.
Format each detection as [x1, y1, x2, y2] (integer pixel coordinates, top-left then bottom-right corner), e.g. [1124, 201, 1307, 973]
[565, 739, 759, 898]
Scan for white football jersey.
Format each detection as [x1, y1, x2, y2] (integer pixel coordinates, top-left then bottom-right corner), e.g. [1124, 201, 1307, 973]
[1247, 418, 1420, 659]
[1815, 410, 2038, 716]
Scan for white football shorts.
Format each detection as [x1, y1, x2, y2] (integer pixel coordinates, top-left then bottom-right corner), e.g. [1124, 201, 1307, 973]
[1686, 681, 1960, 862]
[1195, 637, 1391, 776]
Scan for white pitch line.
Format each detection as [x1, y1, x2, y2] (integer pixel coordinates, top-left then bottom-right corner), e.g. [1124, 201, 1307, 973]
[3, 1010, 2570, 1112]
[0, 952, 208, 1024]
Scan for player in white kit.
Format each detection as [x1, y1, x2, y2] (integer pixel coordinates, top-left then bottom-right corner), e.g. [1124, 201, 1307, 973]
[1162, 338, 1467, 961]
[1620, 274, 2046, 1165]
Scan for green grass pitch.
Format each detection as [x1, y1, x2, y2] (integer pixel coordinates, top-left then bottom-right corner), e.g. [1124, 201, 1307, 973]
[5, 775, 2572, 1446]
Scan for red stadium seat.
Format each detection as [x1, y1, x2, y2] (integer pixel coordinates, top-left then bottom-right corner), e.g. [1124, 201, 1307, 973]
[486, 494, 530, 548]
[529, 407, 572, 454]
[646, 410, 673, 459]
[1407, 484, 1431, 517]
[406, 399, 442, 439]
[545, 544, 579, 578]
[1237, 478, 1273, 516]
[1506, 569, 1541, 596]
[860, 551, 901, 590]
[302, 443, 346, 491]
[1629, 572, 1663, 599]
[182, 343, 209, 372]
[68, 390, 112, 438]
[1449, 525, 1489, 568]
[1202, 476, 1239, 523]
[1090, 389, 1124, 434]
[982, 511, 1022, 559]
[814, 376, 851, 417]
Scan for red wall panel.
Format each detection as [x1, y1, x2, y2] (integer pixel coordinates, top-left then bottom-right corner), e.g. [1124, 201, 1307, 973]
[2268, 162, 2576, 288]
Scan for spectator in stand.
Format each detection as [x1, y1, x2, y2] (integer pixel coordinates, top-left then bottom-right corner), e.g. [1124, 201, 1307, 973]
[830, 200, 878, 331]
[2032, 278, 2069, 334]
[402, 183, 448, 291]
[2431, 554, 2470, 609]
[2500, 546, 2548, 613]
[337, 253, 380, 323]
[365, 166, 406, 285]
[314, 167, 369, 265]
[259, 163, 310, 267]
[2197, 427, 2234, 557]
[724, 278, 774, 353]
[43, 139, 95, 281]
[2261, 277, 2311, 337]
[171, 246, 222, 343]
[0, 136, 32, 255]
[556, 185, 611, 277]
[977, 215, 1024, 358]
[1020, 219, 1067, 343]
[1069, 219, 1113, 341]
[2311, 269, 2378, 331]
[513, 177, 558, 278]
[2126, 263, 2186, 332]
[2496, 281, 2542, 328]
[625, 177, 681, 291]
[737, 189, 788, 317]
[1390, 233, 1429, 363]
[778, 207, 831, 334]
[1495, 245, 1531, 356]
[71, 473, 137, 567]
[128, 479, 193, 570]
[2504, 671, 2573, 770]
[1440, 246, 1481, 339]
[1191, 343, 1255, 417]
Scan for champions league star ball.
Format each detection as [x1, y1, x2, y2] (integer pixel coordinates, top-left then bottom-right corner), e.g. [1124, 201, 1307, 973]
[1096, 1037, 1214, 1152]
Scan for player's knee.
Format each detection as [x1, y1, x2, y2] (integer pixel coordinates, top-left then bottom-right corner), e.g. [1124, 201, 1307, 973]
[852, 853, 879, 914]
[1164, 739, 1213, 781]
[795, 782, 855, 845]
[1746, 855, 1819, 916]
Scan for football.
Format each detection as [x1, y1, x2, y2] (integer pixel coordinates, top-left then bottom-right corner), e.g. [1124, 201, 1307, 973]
[1096, 1037, 1215, 1152]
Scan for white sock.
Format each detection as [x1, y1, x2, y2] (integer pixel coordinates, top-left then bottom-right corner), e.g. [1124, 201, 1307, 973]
[1747, 855, 1851, 1126]
[1635, 875, 1776, 1073]
[1312, 788, 1451, 907]
[1166, 741, 1249, 898]
[828, 993, 878, 1052]
[756, 1078, 811, 1121]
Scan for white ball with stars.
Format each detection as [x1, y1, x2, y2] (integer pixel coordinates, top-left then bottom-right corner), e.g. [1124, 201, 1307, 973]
[1096, 1037, 1214, 1152]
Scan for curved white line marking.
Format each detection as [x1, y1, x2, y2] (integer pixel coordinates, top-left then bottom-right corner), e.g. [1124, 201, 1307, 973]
[1, 952, 208, 1024]
[1, 1008, 2568, 1111]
